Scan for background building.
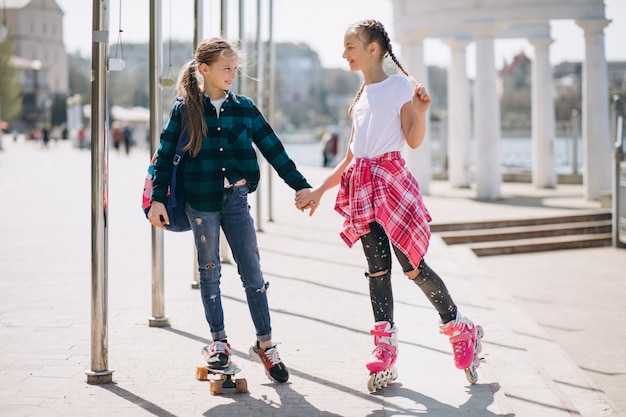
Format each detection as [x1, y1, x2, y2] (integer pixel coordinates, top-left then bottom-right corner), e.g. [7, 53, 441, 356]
[4, 0, 68, 131]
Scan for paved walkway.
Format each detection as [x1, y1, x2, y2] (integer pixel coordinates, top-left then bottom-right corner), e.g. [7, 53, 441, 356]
[0, 137, 623, 417]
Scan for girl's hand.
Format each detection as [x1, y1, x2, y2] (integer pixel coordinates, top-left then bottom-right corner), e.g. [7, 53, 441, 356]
[147, 201, 169, 229]
[295, 188, 322, 216]
[412, 83, 432, 114]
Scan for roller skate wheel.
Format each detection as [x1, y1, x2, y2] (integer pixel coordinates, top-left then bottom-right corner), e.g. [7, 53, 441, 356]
[196, 366, 208, 380]
[367, 367, 397, 392]
[465, 367, 478, 384]
[474, 337, 483, 355]
[476, 325, 484, 340]
[367, 374, 376, 392]
[367, 372, 385, 391]
[235, 378, 248, 393]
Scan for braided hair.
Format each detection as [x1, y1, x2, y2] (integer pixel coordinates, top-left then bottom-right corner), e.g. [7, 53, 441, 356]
[346, 19, 411, 117]
[175, 38, 239, 157]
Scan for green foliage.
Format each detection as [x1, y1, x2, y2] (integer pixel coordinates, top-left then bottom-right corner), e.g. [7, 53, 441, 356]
[0, 34, 22, 122]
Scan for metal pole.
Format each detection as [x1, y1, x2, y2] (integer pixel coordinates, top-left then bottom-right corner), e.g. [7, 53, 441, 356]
[218, 0, 234, 265]
[255, 0, 264, 232]
[220, 0, 228, 37]
[190, 0, 204, 290]
[86, 0, 113, 384]
[193, 0, 203, 51]
[612, 96, 625, 248]
[266, 0, 274, 222]
[148, 0, 169, 327]
[238, 0, 246, 96]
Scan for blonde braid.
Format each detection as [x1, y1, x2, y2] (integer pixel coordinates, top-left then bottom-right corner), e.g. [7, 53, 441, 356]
[184, 60, 208, 158]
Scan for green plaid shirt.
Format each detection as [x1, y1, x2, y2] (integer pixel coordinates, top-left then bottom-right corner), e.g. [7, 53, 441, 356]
[151, 92, 311, 212]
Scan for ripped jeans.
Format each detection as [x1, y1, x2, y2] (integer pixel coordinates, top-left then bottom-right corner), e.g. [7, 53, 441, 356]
[361, 222, 458, 325]
[186, 184, 272, 343]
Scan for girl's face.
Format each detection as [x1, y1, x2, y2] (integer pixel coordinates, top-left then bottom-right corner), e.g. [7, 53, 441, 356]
[342, 32, 377, 72]
[201, 54, 238, 94]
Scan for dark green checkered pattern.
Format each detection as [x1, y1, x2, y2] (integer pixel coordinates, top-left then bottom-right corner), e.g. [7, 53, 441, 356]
[151, 92, 311, 212]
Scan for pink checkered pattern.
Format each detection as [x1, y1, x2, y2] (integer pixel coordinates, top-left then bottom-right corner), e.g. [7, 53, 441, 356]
[334, 151, 432, 269]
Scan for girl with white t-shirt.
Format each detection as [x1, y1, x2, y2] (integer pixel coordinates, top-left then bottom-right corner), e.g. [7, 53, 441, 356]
[295, 19, 483, 390]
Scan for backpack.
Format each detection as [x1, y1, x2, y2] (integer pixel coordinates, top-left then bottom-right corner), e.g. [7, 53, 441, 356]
[141, 100, 191, 232]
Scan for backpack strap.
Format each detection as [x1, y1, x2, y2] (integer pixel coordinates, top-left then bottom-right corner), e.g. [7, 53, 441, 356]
[173, 96, 189, 162]
[168, 97, 189, 208]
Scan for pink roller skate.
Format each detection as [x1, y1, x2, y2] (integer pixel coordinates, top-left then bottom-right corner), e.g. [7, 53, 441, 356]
[440, 312, 484, 384]
[366, 321, 399, 391]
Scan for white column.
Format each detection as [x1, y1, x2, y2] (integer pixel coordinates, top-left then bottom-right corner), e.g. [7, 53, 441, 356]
[445, 38, 471, 188]
[576, 19, 612, 200]
[402, 40, 431, 195]
[473, 30, 501, 200]
[530, 38, 557, 188]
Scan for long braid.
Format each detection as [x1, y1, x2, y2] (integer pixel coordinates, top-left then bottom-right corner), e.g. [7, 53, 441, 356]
[182, 60, 207, 157]
[347, 19, 414, 117]
[348, 83, 365, 117]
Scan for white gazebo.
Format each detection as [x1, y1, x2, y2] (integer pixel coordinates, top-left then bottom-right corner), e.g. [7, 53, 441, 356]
[392, 0, 611, 201]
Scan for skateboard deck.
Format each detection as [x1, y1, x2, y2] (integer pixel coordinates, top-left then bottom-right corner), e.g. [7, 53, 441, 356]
[196, 364, 247, 395]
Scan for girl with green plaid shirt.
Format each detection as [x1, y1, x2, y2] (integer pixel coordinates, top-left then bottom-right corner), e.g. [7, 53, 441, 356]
[148, 38, 311, 384]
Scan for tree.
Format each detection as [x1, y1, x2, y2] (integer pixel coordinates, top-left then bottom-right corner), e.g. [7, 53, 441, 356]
[0, 33, 22, 125]
[49, 93, 67, 126]
[68, 53, 91, 102]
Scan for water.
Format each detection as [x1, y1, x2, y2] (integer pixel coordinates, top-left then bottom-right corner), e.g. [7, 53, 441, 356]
[282, 136, 584, 175]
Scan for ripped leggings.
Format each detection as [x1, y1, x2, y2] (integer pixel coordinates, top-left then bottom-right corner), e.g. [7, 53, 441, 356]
[360, 222, 458, 325]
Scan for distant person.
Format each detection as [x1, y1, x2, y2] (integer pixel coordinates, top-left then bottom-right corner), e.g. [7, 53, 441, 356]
[77, 127, 86, 148]
[147, 37, 312, 384]
[321, 131, 338, 167]
[123, 125, 132, 155]
[295, 19, 484, 390]
[112, 122, 124, 151]
[42, 126, 50, 147]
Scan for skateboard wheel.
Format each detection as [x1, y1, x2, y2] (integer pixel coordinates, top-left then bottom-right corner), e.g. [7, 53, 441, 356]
[210, 380, 222, 395]
[235, 378, 247, 393]
[196, 366, 208, 380]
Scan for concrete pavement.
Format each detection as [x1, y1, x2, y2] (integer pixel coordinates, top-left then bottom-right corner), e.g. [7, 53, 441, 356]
[0, 136, 623, 417]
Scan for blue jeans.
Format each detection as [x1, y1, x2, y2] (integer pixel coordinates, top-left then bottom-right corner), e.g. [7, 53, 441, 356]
[186, 184, 272, 343]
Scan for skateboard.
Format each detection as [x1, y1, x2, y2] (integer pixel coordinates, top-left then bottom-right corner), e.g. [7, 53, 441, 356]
[196, 364, 248, 395]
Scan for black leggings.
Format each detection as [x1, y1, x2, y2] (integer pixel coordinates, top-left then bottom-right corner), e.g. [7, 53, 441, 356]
[360, 222, 457, 325]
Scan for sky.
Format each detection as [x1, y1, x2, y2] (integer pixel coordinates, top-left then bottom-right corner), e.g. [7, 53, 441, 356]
[56, 0, 626, 76]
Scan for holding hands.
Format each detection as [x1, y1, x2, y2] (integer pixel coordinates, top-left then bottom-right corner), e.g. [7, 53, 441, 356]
[295, 188, 323, 216]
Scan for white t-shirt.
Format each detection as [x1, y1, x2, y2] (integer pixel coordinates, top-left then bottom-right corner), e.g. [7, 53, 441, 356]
[212, 97, 226, 118]
[350, 74, 413, 159]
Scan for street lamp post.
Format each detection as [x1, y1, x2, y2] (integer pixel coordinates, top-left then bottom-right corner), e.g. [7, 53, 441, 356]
[32, 60, 42, 129]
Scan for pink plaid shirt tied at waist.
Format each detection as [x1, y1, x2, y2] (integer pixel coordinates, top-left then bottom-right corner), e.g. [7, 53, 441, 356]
[334, 151, 432, 269]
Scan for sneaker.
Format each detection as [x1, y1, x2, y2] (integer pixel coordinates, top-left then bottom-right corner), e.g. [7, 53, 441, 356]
[249, 342, 289, 383]
[202, 341, 231, 370]
[440, 312, 477, 370]
[365, 321, 398, 373]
